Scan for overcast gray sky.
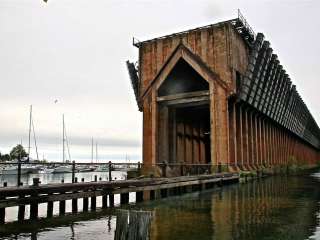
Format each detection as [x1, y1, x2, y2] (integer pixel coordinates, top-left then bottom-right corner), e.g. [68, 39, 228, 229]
[1, 0, 319, 162]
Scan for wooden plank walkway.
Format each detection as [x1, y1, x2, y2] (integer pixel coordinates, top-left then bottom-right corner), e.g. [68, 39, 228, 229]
[0, 173, 239, 223]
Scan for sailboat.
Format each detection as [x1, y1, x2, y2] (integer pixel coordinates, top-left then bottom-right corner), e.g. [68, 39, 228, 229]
[52, 114, 73, 174]
[1, 105, 39, 175]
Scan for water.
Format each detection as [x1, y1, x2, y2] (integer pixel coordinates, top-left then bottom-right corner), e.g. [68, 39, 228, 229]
[1, 172, 320, 239]
[0, 171, 127, 187]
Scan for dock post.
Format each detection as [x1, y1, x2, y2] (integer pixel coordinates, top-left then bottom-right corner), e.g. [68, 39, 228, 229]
[18, 201, 25, 221]
[72, 161, 76, 183]
[0, 183, 6, 224]
[72, 178, 78, 213]
[218, 162, 222, 173]
[102, 192, 108, 208]
[108, 161, 112, 181]
[30, 200, 38, 220]
[120, 193, 129, 205]
[30, 178, 40, 220]
[59, 193, 66, 215]
[94, 175, 97, 182]
[91, 195, 96, 211]
[136, 191, 144, 202]
[17, 159, 21, 187]
[138, 162, 141, 175]
[109, 194, 114, 207]
[83, 196, 89, 212]
[161, 161, 167, 177]
[47, 201, 53, 218]
[72, 198, 78, 213]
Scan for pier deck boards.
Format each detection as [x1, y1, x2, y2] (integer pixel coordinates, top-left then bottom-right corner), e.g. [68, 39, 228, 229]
[0, 173, 238, 223]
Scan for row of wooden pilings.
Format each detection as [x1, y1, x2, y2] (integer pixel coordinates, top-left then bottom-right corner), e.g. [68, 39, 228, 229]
[0, 173, 239, 224]
[228, 103, 319, 168]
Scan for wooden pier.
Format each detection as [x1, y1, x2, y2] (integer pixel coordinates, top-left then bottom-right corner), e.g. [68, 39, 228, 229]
[0, 173, 238, 223]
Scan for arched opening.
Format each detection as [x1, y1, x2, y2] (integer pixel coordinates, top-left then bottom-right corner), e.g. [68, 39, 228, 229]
[157, 59, 211, 165]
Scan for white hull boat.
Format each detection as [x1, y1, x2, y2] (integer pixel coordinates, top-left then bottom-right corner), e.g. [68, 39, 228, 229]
[52, 166, 73, 173]
[0, 166, 38, 175]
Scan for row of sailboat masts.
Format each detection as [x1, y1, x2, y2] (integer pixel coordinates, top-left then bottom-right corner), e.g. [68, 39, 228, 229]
[91, 138, 99, 163]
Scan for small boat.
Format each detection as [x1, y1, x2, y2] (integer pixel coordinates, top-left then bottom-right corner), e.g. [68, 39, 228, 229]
[77, 165, 96, 172]
[0, 165, 39, 175]
[95, 165, 109, 172]
[52, 166, 73, 173]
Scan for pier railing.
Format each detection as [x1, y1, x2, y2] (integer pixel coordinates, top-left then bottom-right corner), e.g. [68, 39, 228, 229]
[0, 161, 141, 187]
[0, 161, 241, 187]
[0, 173, 239, 224]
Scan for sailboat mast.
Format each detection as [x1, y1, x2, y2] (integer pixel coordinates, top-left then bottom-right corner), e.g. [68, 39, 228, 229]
[28, 105, 32, 161]
[63, 114, 65, 163]
[91, 138, 94, 163]
[32, 116, 39, 160]
[95, 142, 98, 163]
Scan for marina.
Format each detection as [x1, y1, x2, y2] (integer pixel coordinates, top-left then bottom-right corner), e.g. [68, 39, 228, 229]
[0, 172, 320, 239]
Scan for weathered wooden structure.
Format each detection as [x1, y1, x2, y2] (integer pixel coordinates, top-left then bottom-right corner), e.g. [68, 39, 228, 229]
[127, 11, 320, 173]
[0, 173, 238, 223]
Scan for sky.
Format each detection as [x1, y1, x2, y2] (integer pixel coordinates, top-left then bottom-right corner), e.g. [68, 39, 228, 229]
[0, 0, 319, 162]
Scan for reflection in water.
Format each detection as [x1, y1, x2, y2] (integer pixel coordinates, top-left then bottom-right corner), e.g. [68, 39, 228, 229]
[148, 175, 320, 240]
[0, 174, 320, 240]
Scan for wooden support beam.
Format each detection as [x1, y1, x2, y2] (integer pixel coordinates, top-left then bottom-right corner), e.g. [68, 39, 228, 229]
[47, 201, 53, 218]
[236, 105, 243, 168]
[102, 194, 108, 208]
[242, 107, 249, 168]
[136, 191, 144, 202]
[83, 197, 89, 211]
[109, 194, 114, 207]
[229, 102, 237, 167]
[18, 204, 25, 222]
[72, 198, 78, 213]
[91, 196, 96, 211]
[59, 199, 66, 216]
[120, 193, 129, 205]
[157, 90, 209, 102]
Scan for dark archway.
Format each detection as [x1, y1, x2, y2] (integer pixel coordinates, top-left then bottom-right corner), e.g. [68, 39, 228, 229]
[157, 59, 211, 165]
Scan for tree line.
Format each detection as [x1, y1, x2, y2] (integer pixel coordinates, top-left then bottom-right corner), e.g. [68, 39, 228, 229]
[0, 144, 28, 161]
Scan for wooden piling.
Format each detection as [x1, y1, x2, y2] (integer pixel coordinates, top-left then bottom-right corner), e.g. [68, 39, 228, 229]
[136, 191, 144, 202]
[30, 200, 38, 220]
[91, 195, 96, 211]
[102, 194, 108, 208]
[120, 193, 129, 205]
[72, 198, 78, 213]
[83, 197, 89, 212]
[0, 183, 6, 224]
[59, 198, 66, 216]
[18, 203, 25, 221]
[47, 201, 53, 218]
[109, 194, 114, 207]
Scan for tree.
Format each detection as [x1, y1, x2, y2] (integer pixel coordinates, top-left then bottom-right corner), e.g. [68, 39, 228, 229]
[9, 144, 28, 160]
[1, 154, 10, 161]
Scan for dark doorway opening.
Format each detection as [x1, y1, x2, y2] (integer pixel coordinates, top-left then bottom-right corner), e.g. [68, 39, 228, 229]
[157, 58, 211, 165]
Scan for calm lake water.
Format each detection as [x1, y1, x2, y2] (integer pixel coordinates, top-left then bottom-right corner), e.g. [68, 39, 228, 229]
[1, 171, 320, 240]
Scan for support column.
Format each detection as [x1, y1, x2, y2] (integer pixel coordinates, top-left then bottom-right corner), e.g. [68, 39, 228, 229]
[229, 102, 237, 169]
[236, 105, 243, 169]
[242, 107, 249, 169]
